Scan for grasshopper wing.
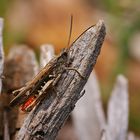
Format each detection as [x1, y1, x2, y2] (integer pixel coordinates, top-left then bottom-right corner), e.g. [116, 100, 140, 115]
[9, 85, 32, 107]
[10, 57, 58, 107]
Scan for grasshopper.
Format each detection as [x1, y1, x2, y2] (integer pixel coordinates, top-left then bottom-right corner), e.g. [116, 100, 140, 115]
[9, 49, 84, 112]
[9, 16, 84, 112]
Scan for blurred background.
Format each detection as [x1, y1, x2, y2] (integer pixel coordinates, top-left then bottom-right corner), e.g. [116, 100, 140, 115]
[0, 0, 140, 137]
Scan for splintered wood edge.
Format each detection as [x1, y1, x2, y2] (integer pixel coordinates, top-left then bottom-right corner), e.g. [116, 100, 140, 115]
[40, 44, 55, 69]
[72, 71, 106, 140]
[17, 20, 106, 140]
[107, 75, 128, 140]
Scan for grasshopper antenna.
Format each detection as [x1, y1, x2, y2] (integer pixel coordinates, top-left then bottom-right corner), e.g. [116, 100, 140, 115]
[67, 15, 73, 48]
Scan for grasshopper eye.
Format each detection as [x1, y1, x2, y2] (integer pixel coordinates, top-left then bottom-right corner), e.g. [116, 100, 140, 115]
[62, 51, 68, 58]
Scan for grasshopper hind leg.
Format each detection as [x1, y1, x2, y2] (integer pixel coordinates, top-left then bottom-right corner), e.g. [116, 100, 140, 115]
[25, 79, 54, 112]
[25, 95, 43, 112]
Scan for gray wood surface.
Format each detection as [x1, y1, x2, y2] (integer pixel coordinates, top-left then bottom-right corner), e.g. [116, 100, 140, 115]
[72, 71, 106, 140]
[107, 75, 129, 140]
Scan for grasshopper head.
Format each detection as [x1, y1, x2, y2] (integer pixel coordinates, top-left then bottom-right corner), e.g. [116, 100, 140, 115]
[57, 49, 68, 64]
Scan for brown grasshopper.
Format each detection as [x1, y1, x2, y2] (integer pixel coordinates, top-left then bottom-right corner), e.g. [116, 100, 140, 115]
[9, 48, 84, 112]
[9, 16, 84, 112]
